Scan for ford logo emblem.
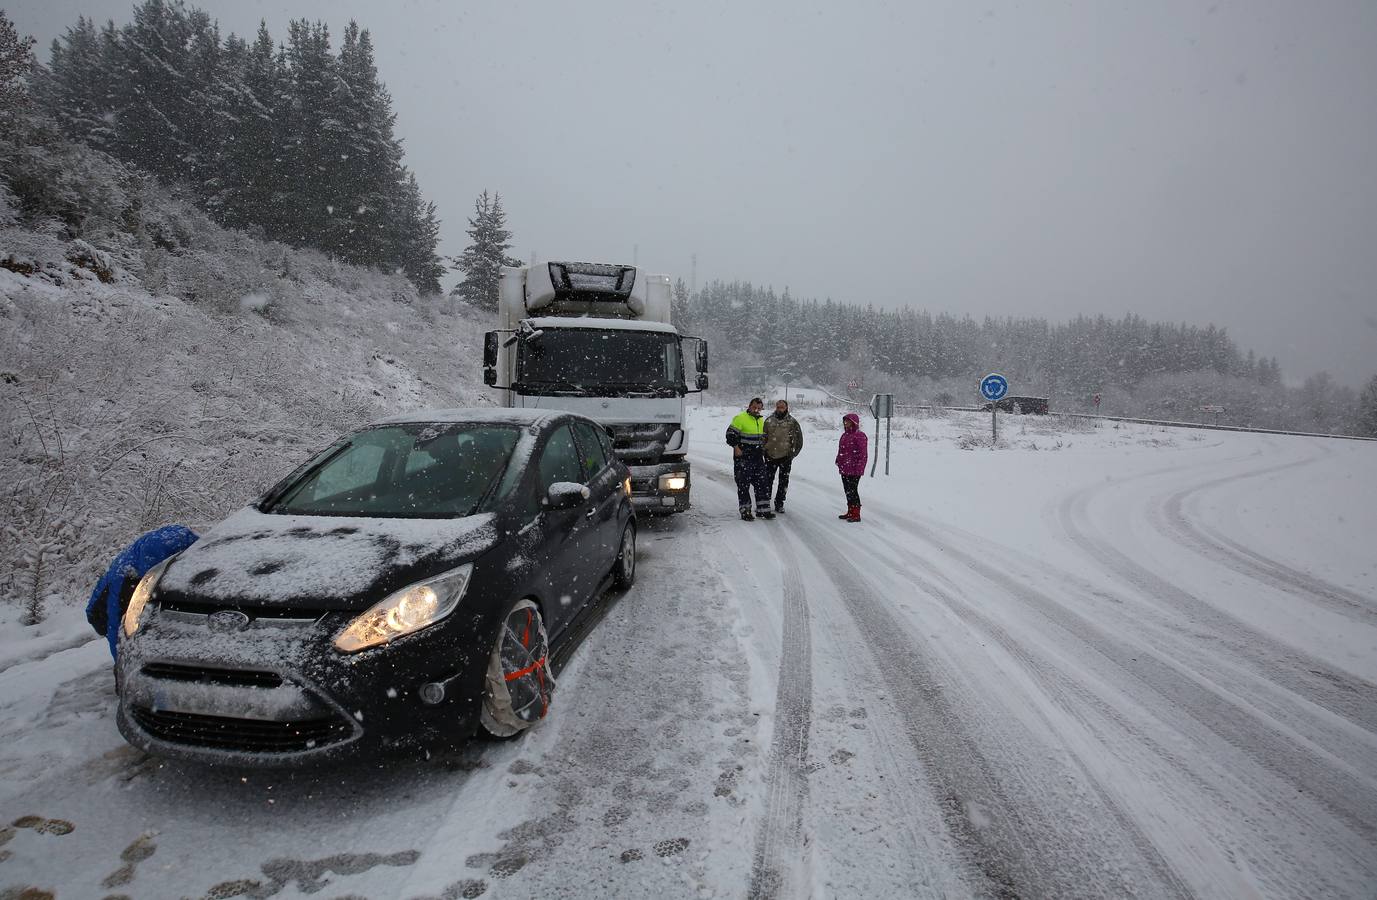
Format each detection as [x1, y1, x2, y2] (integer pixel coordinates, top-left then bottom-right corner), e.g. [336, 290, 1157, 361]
[207, 609, 251, 632]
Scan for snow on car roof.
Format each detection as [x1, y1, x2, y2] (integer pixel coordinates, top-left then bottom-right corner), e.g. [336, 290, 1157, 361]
[369, 407, 561, 427]
[524, 317, 678, 333]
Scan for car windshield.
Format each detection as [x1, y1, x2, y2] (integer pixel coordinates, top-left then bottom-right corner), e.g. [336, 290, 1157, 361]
[519, 328, 683, 395]
[265, 423, 521, 518]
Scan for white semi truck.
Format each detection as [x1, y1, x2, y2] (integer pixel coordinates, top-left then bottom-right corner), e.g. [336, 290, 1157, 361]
[483, 261, 708, 514]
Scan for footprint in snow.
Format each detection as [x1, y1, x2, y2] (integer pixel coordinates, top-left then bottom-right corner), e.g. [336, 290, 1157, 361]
[101, 832, 158, 888]
[10, 816, 75, 836]
[653, 837, 690, 858]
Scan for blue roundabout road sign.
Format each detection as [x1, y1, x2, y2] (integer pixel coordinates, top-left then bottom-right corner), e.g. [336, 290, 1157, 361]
[980, 373, 1009, 402]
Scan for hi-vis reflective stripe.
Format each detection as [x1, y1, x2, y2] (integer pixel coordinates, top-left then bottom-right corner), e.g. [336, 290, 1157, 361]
[729, 411, 766, 447]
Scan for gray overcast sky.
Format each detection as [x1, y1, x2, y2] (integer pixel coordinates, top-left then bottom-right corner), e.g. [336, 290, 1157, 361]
[11, 0, 1377, 384]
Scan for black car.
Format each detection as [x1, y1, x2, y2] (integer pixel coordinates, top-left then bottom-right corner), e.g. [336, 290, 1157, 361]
[115, 408, 636, 765]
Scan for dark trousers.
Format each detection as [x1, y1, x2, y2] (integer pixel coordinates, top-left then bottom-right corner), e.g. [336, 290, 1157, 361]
[766, 456, 793, 505]
[841, 474, 861, 507]
[734, 450, 771, 512]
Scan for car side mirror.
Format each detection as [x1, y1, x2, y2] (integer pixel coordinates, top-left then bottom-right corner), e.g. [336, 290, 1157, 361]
[545, 481, 590, 510]
[482, 332, 498, 387]
[696, 373, 709, 390]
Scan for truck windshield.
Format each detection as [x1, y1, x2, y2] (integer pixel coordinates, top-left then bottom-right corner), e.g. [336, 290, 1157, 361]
[519, 328, 683, 396]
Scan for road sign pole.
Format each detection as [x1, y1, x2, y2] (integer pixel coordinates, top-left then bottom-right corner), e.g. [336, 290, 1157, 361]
[870, 411, 879, 477]
[980, 372, 1009, 447]
[886, 414, 891, 474]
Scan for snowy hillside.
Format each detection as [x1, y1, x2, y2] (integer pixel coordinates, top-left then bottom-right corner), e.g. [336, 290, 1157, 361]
[1, 221, 489, 631]
[0, 407, 1373, 898]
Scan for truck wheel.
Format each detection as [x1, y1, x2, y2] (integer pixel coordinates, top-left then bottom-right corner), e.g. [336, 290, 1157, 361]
[612, 521, 636, 590]
[480, 599, 554, 739]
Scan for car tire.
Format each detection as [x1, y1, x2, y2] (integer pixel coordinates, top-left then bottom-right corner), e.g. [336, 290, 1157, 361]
[612, 521, 636, 590]
[479, 599, 554, 739]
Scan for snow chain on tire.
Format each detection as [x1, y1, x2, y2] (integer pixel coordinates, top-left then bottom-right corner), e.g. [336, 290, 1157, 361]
[481, 599, 554, 737]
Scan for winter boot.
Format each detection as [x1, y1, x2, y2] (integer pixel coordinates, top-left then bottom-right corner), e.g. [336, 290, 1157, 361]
[846, 505, 861, 523]
[838, 507, 851, 520]
[740, 508, 755, 522]
[774, 501, 785, 514]
[758, 509, 776, 520]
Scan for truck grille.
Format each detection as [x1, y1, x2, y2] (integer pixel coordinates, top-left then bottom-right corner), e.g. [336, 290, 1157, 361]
[131, 706, 352, 753]
[606, 423, 679, 462]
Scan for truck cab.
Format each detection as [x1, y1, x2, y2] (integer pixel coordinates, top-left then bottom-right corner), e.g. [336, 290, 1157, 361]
[483, 261, 708, 514]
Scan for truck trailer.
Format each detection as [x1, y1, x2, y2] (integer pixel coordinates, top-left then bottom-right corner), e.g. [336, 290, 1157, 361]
[483, 261, 708, 513]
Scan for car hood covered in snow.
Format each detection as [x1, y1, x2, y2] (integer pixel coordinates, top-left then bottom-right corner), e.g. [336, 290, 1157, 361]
[156, 507, 499, 611]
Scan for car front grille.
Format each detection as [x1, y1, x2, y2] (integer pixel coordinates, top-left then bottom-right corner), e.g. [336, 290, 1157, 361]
[131, 707, 353, 753]
[141, 663, 284, 689]
[157, 599, 323, 621]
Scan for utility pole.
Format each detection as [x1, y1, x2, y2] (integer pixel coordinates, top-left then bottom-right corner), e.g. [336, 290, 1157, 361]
[690, 253, 697, 294]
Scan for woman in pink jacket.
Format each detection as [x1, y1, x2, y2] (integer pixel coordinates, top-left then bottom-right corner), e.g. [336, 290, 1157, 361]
[835, 412, 868, 522]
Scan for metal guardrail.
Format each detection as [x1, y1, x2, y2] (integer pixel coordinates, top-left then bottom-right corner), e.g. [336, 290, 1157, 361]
[1052, 412, 1377, 442]
[808, 387, 1376, 442]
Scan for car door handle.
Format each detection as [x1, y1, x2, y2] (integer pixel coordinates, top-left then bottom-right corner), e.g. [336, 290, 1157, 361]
[585, 507, 597, 519]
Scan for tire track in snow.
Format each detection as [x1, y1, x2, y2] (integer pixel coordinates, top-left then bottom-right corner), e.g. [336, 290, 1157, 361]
[1155, 464, 1377, 626]
[784, 515, 1080, 899]
[698, 462, 970, 896]
[816, 520, 1377, 897]
[1053, 454, 1377, 735]
[874, 510, 1377, 849]
[746, 525, 814, 899]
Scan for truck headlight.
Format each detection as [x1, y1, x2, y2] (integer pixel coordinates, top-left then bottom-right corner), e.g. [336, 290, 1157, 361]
[122, 558, 172, 638]
[334, 564, 473, 652]
[659, 472, 688, 492]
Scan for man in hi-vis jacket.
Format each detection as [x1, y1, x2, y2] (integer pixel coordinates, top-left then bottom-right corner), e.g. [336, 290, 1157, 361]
[726, 397, 774, 520]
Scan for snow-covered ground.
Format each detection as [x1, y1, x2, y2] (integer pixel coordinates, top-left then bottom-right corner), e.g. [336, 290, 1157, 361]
[1, 407, 1374, 898]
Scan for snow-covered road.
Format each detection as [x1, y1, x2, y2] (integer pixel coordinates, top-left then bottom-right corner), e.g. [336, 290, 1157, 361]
[1, 409, 1374, 898]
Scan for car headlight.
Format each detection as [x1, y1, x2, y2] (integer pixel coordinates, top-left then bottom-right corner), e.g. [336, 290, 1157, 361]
[122, 559, 172, 638]
[658, 472, 688, 492]
[334, 563, 474, 653]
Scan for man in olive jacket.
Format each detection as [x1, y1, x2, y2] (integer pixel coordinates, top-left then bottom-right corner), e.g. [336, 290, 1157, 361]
[763, 399, 804, 513]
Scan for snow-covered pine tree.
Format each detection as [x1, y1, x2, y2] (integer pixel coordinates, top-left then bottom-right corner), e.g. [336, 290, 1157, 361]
[1357, 375, 1377, 438]
[208, 23, 286, 234]
[389, 171, 445, 295]
[0, 9, 35, 128]
[36, 17, 118, 149]
[110, 0, 201, 183]
[672, 278, 692, 330]
[182, 8, 228, 200]
[329, 21, 402, 267]
[280, 19, 339, 250]
[451, 191, 521, 311]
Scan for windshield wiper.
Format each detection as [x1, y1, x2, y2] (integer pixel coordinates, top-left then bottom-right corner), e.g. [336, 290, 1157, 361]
[520, 380, 589, 395]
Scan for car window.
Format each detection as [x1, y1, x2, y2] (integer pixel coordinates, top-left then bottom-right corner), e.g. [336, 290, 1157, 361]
[597, 426, 616, 462]
[268, 424, 519, 517]
[537, 425, 583, 489]
[573, 421, 611, 480]
[309, 438, 389, 497]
